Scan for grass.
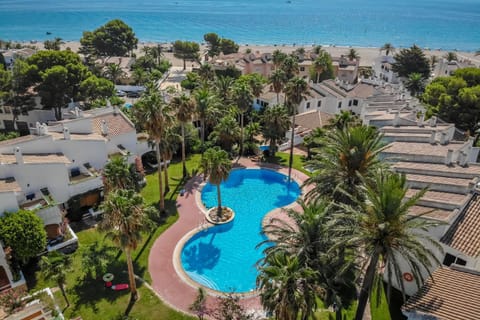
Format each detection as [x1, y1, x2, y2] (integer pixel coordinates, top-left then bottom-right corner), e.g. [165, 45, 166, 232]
[27, 155, 202, 320]
[370, 282, 392, 320]
[264, 151, 312, 176]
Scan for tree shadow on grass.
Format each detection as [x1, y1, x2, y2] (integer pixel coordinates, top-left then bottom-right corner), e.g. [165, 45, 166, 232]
[69, 258, 147, 315]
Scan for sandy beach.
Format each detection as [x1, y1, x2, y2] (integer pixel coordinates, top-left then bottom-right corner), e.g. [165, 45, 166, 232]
[23, 40, 480, 68]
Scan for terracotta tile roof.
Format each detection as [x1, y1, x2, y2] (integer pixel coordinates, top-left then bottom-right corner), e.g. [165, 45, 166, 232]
[49, 131, 106, 141]
[403, 266, 480, 320]
[406, 174, 472, 188]
[0, 135, 37, 147]
[91, 112, 135, 138]
[393, 162, 480, 178]
[406, 189, 467, 207]
[0, 178, 21, 193]
[441, 193, 480, 257]
[408, 205, 455, 222]
[383, 141, 464, 157]
[0, 153, 71, 165]
[295, 110, 334, 130]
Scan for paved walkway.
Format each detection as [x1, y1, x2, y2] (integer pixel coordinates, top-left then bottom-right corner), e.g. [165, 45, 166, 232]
[148, 157, 310, 317]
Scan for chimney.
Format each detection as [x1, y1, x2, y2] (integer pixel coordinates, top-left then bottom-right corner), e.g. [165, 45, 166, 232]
[459, 151, 468, 167]
[445, 149, 454, 166]
[417, 113, 425, 127]
[101, 120, 109, 136]
[35, 122, 41, 135]
[14, 147, 23, 164]
[63, 126, 71, 140]
[440, 132, 448, 145]
[74, 107, 80, 118]
[430, 131, 436, 144]
[429, 116, 437, 127]
[393, 112, 400, 127]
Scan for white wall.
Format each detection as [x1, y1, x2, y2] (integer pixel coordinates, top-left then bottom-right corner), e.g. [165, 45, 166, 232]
[0, 192, 20, 214]
[57, 139, 108, 170]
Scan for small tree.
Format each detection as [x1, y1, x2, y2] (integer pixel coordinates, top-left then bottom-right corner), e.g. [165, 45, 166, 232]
[81, 241, 116, 279]
[173, 40, 200, 70]
[392, 45, 430, 79]
[211, 293, 253, 320]
[40, 251, 73, 307]
[0, 287, 26, 314]
[189, 288, 208, 320]
[0, 210, 47, 263]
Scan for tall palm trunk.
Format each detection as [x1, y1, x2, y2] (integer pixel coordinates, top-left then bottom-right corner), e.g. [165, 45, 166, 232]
[288, 106, 296, 181]
[163, 156, 170, 194]
[181, 123, 187, 177]
[355, 251, 380, 320]
[156, 141, 165, 211]
[240, 112, 245, 156]
[216, 184, 222, 218]
[200, 118, 205, 151]
[125, 248, 138, 302]
[276, 92, 280, 104]
[59, 282, 70, 307]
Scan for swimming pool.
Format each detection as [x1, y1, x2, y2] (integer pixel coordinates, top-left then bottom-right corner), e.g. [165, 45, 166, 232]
[180, 168, 301, 293]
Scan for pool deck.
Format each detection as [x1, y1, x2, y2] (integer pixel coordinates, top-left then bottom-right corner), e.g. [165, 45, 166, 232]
[148, 157, 310, 317]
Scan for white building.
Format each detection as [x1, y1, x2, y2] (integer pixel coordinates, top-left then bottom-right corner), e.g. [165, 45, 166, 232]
[372, 55, 399, 84]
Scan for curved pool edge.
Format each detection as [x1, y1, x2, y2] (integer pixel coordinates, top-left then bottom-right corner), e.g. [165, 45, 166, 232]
[147, 157, 312, 314]
[179, 167, 302, 294]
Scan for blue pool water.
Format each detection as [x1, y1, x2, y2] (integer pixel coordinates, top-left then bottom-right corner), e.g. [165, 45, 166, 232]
[180, 169, 300, 293]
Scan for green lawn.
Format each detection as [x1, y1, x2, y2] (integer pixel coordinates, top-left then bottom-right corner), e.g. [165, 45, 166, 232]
[264, 152, 312, 176]
[29, 155, 202, 320]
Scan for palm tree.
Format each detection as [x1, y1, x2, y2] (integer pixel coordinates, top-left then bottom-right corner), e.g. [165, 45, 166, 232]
[136, 91, 174, 211]
[171, 94, 196, 177]
[269, 69, 287, 103]
[272, 49, 287, 70]
[244, 121, 261, 156]
[194, 87, 220, 149]
[443, 51, 458, 62]
[312, 52, 332, 83]
[380, 43, 395, 56]
[104, 63, 125, 84]
[347, 48, 360, 61]
[40, 251, 73, 307]
[336, 172, 442, 320]
[257, 251, 318, 320]
[284, 77, 309, 181]
[103, 156, 136, 193]
[281, 55, 299, 81]
[209, 115, 241, 153]
[200, 147, 232, 219]
[305, 125, 385, 204]
[99, 189, 151, 303]
[261, 201, 357, 320]
[261, 105, 291, 156]
[132, 67, 149, 85]
[198, 63, 215, 83]
[302, 127, 325, 159]
[405, 72, 426, 97]
[329, 110, 360, 130]
[159, 127, 181, 194]
[233, 81, 253, 156]
[247, 73, 265, 99]
[213, 76, 234, 104]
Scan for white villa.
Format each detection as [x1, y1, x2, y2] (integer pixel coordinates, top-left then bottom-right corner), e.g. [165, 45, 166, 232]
[0, 105, 148, 292]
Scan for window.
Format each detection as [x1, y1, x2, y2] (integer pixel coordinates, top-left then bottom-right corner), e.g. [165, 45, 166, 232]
[353, 99, 359, 106]
[348, 100, 352, 107]
[300, 67, 305, 72]
[256, 99, 260, 104]
[338, 102, 342, 109]
[306, 102, 310, 109]
[443, 253, 467, 267]
[317, 101, 322, 108]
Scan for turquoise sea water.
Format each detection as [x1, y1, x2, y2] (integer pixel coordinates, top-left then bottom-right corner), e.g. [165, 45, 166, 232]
[1, 0, 479, 50]
[181, 169, 300, 292]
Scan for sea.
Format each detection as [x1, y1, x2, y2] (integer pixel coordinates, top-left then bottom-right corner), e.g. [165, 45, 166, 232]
[0, 0, 479, 51]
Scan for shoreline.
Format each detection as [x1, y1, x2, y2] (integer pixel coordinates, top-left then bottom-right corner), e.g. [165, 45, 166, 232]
[16, 40, 480, 68]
